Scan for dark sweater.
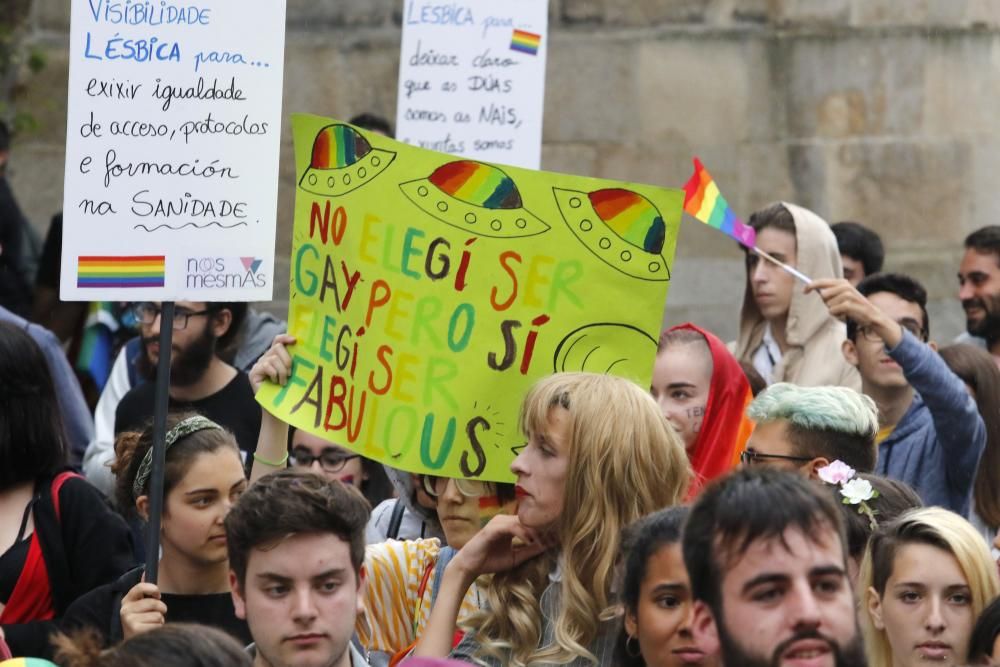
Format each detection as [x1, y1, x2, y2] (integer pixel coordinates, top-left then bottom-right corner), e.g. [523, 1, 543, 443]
[1, 474, 135, 657]
[62, 567, 251, 648]
[114, 371, 261, 458]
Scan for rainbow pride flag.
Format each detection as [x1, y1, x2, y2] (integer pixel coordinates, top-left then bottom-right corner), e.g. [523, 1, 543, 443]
[682, 157, 756, 248]
[77, 255, 165, 288]
[510, 29, 541, 55]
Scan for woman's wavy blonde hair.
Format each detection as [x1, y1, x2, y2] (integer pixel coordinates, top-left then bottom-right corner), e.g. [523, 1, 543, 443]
[464, 372, 691, 666]
[858, 506, 1000, 667]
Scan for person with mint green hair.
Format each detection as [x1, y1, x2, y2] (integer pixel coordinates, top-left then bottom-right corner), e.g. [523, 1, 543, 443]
[740, 382, 879, 478]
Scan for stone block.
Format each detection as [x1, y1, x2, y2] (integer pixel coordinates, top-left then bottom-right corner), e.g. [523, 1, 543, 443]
[851, 0, 1000, 29]
[30, 0, 70, 32]
[562, 0, 714, 26]
[287, 0, 393, 29]
[7, 144, 65, 236]
[542, 38, 638, 143]
[636, 36, 774, 146]
[771, 0, 851, 26]
[798, 139, 974, 247]
[281, 39, 399, 126]
[662, 255, 746, 341]
[561, 0, 603, 24]
[541, 142, 601, 177]
[9, 44, 68, 141]
[922, 33, 1000, 137]
[779, 33, 927, 139]
[605, 0, 707, 26]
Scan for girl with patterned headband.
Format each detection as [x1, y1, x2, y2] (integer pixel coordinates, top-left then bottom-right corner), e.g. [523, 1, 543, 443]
[60, 412, 251, 650]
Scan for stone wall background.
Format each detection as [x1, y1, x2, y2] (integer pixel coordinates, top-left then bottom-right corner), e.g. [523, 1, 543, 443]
[12, 0, 1000, 343]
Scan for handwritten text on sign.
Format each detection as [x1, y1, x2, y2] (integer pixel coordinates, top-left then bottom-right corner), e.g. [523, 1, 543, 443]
[396, 0, 548, 169]
[60, 0, 287, 301]
[256, 114, 683, 481]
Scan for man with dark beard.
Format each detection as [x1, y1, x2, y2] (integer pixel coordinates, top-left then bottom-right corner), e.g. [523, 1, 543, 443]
[958, 226, 1000, 367]
[113, 301, 261, 461]
[683, 468, 868, 667]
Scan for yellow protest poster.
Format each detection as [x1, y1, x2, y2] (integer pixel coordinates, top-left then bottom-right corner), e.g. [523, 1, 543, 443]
[256, 113, 683, 481]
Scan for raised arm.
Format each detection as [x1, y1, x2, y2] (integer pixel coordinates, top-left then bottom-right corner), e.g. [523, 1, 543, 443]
[248, 333, 296, 484]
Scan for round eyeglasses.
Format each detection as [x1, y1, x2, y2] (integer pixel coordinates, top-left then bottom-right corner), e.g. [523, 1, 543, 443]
[422, 475, 492, 498]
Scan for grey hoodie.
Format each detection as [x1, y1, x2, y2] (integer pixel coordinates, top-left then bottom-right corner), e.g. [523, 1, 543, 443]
[733, 202, 861, 391]
[365, 466, 445, 544]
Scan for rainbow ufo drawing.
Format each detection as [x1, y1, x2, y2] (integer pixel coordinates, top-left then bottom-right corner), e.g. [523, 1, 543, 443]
[299, 124, 396, 197]
[552, 187, 671, 281]
[400, 160, 549, 239]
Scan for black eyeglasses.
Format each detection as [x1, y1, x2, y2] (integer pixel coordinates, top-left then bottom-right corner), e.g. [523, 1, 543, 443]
[740, 449, 814, 466]
[289, 448, 361, 473]
[422, 475, 493, 498]
[858, 320, 924, 343]
[133, 302, 211, 331]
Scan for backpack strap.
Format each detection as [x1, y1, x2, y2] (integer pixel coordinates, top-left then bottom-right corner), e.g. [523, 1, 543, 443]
[386, 501, 406, 540]
[50, 471, 80, 520]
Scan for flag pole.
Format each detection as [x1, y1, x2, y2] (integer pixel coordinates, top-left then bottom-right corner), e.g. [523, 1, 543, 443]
[144, 301, 174, 584]
[752, 247, 812, 285]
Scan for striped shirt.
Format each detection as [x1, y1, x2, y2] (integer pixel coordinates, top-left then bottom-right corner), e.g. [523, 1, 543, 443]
[357, 538, 483, 657]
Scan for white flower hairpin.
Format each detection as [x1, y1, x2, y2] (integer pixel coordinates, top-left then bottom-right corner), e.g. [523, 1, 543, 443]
[817, 460, 879, 530]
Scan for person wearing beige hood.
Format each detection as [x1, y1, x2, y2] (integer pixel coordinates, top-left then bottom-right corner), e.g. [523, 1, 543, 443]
[732, 202, 861, 391]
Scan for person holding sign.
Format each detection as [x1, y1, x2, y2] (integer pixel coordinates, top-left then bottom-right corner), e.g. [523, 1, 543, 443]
[61, 414, 252, 649]
[412, 372, 691, 666]
[733, 202, 861, 391]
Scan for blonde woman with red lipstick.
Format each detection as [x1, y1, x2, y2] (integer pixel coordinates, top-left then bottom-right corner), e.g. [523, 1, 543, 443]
[619, 507, 718, 667]
[413, 372, 691, 667]
[859, 507, 1000, 667]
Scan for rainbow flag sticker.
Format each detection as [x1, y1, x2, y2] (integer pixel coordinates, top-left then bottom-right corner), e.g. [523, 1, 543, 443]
[77, 255, 165, 288]
[510, 29, 541, 56]
[682, 157, 756, 248]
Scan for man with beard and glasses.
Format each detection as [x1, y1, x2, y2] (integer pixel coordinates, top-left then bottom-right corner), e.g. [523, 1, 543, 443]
[958, 226, 1000, 368]
[113, 301, 261, 466]
[683, 467, 868, 667]
[83, 303, 283, 499]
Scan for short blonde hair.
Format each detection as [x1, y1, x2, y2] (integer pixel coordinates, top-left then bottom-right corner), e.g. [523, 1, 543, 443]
[469, 372, 691, 666]
[859, 507, 1000, 667]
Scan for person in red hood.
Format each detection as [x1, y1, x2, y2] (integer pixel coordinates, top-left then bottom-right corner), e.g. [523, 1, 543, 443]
[653, 323, 754, 496]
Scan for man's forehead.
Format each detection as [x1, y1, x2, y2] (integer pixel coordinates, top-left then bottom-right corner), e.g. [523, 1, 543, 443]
[248, 532, 353, 574]
[961, 249, 1000, 273]
[718, 524, 843, 577]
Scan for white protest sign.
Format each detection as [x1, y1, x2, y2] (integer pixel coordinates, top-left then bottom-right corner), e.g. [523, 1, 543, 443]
[395, 0, 548, 170]
[60, 0, 287, 302]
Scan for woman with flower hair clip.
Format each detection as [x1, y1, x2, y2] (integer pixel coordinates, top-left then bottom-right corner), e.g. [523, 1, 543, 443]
[60, 412, 251, 649]
[817, 461, 922, 585]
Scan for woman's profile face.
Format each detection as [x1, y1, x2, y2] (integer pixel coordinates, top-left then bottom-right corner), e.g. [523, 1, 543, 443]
[157, 447, 247, 567]
[868, 543, 975, 667]
[289, 430, 365, 488]
[510, 406, 570, 531]
[625, 542, 718, 667]
[651, 343, 712, 453]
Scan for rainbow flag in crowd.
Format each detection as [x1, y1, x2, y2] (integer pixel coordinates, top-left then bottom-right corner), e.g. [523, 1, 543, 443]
[77, 255, 165, 288]
[75, 302, 119, 391]
[682, 158, 756, 248]
[510, 29, 541, 55]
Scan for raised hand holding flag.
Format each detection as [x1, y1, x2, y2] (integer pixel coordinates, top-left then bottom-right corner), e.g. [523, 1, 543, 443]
[682, 157, 812, 284]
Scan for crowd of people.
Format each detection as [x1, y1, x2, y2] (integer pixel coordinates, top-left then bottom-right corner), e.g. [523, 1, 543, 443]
[4, 112, 1000, 667]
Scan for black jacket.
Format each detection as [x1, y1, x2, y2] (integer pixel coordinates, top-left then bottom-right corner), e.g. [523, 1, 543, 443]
[1, 473, 136, 657]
